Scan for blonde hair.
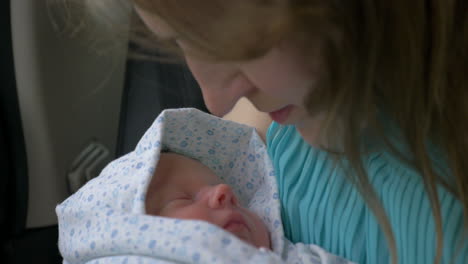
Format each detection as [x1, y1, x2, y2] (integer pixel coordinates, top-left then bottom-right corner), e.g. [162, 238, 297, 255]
[47, 0, 132, 55]
[50, 0, 468, 263]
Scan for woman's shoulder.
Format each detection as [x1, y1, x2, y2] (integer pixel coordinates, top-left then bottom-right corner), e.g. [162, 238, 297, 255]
[365, 147, 467, 263]
[267, 122, 467, 263]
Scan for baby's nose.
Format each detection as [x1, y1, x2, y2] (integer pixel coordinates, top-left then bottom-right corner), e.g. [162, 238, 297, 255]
[208, 184, 238, 209]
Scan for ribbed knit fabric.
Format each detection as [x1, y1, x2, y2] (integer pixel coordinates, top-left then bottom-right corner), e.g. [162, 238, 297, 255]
[267, 122, 467, 264]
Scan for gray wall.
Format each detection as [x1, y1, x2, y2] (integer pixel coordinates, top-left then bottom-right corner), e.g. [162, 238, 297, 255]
[11, 0, 128, 228]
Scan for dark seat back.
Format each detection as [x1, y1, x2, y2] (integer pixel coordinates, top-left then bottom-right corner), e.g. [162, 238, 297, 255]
[117, 56, 207, 156]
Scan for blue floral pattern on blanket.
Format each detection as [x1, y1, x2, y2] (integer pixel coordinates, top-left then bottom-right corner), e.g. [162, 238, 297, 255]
[56, 108, 353, 264]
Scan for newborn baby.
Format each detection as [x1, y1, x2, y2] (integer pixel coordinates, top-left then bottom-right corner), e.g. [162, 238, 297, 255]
[145, 152, 271, 249]
[56, 108, 355, 264]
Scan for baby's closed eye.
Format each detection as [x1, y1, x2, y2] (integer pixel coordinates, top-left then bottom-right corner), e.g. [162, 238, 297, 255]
[166, 197, 193, 207]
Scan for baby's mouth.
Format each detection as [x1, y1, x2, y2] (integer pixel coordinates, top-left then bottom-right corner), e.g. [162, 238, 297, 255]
[224, 221, 248, 232]
[221, 212, 260, 247]
[222, 212, 249, 233]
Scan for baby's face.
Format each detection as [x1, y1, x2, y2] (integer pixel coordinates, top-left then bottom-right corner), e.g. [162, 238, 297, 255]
[145, 153, 271, 249]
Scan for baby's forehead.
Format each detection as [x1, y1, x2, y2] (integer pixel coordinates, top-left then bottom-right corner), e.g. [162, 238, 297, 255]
[147, 153, 213, 214]
[155, 153, 221, 186]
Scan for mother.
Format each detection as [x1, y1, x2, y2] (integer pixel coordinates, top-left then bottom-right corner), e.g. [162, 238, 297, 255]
[86, 0, 468, 263]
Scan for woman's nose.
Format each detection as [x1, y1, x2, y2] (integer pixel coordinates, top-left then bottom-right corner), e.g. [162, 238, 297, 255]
[184, 55, 254, 116]
[208, 184, 238, 209]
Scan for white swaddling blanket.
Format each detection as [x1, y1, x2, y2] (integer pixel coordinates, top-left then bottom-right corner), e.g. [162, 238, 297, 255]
[56, 108, 354, 264]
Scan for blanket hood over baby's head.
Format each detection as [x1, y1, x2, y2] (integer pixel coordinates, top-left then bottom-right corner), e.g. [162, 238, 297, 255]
[56, 108, 285, 264]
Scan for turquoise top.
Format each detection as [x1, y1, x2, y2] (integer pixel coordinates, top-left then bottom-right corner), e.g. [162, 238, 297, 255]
[266, 122, 467, 264]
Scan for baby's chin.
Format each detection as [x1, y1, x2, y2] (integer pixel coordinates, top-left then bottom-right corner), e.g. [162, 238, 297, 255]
[234, 233, 264, 249]
[225, 228, 271, 250]
[254, 237, 272, 250]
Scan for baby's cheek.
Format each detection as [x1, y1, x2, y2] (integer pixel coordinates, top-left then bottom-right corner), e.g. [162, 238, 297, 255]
[173, 207, 218, 226]
[246, 212, 271, 249]
[258, 221, 272, 249]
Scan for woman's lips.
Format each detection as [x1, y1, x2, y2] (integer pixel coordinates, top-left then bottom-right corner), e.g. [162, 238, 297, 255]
[269, 105, 294, 124]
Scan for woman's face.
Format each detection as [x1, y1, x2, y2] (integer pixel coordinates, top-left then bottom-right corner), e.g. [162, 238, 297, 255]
[136, 8, 322, 130]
